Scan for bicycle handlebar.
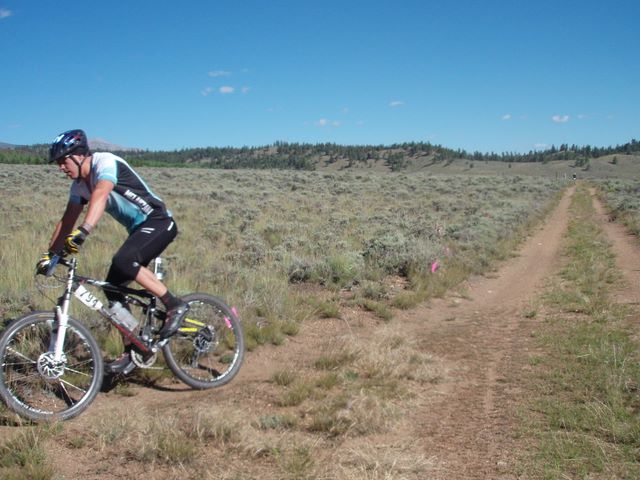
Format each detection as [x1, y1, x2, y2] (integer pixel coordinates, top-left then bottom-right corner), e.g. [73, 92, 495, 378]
[45, 255, 60, 277]
[44, 254, 72, 277]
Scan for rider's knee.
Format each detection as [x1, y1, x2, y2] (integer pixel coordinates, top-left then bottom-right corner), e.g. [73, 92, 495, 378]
[110, 253, 141, 282]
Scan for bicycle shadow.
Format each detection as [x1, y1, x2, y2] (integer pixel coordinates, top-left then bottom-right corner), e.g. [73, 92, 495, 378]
[101, 372, 192, 393]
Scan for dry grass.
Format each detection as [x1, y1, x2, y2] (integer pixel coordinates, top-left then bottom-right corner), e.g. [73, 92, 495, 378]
[0, 164, 564, 329]
[328, 442, 436, 479]
[524, 183, 640, 478]
[0, 163, 573, 478]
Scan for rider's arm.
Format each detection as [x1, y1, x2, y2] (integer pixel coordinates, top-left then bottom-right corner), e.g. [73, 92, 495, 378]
[48, 201, 84, 253]
[81, 179, 115, 231]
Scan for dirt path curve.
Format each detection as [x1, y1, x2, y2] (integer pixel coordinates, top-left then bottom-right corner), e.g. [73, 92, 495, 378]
[590, 188, 640, 307]
[401, 185, 576, 479]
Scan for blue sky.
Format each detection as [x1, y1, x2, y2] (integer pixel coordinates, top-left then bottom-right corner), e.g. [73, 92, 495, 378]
[1, 1, 638, 153]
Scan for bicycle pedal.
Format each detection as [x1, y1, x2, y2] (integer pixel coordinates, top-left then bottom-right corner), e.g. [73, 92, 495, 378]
[121, 362, 137, 376]
[154, 338, 169, 348]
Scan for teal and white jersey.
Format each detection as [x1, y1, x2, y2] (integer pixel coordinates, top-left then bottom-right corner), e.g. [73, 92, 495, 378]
[69, 152, 171, 233]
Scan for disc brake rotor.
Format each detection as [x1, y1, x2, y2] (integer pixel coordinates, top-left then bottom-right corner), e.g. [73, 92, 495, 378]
[37, 352, 66, 381]
[193, 326, 216, 354]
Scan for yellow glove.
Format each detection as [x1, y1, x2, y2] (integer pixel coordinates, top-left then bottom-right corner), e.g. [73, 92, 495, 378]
[35, 252, 53, 275]
[64, 227, 89, 254]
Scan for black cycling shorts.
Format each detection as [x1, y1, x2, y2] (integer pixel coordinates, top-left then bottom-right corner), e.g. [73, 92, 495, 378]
[105, 217, 178, 291]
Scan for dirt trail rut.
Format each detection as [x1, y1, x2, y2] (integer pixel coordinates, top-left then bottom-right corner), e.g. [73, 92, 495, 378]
[397, 186, 575, 478]
[591, 188, 640, 306]
[404, 186, 640, 479]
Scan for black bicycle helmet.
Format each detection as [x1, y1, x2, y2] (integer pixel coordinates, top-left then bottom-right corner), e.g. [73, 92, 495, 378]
[49, 129, 90, 163]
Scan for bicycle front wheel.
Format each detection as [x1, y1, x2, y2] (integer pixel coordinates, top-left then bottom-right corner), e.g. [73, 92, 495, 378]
[0, 311, 103, 422]
[163, 293, 244, 389]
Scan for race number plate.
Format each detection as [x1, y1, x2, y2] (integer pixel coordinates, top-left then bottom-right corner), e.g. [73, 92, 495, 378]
[74, 284, 103, 311]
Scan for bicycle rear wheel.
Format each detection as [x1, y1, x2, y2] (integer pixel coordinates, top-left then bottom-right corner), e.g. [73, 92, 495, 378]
[0, 311, 103, 422]
[163, 293, 244, 389]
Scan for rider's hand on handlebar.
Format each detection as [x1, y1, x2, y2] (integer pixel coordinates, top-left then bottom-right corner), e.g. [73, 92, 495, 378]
[35, 250, 67, 275]
[64, 227, 89, 254]
[35, 252, 53, 275]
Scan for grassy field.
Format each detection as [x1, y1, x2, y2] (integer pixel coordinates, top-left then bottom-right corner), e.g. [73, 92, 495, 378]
[1, 159, 639, 479]
[0, 164, 565, 342]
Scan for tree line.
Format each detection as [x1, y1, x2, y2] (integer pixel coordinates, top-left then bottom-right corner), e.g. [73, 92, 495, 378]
[1, 139, 638, 170]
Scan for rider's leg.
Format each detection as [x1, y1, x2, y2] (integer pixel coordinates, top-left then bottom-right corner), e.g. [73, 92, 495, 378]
[104, 218, 187, 373]
[134, 265, 188, 338]
[134, 265, 167, 297]
[107, 218, 188, 338]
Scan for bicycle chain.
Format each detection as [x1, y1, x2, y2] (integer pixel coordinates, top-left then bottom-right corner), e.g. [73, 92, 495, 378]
[130, 350, 162, 370]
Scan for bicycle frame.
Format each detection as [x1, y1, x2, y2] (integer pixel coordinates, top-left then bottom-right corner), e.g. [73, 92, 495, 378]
[0, 255, 245, 421]
[48, 255, 163, 362]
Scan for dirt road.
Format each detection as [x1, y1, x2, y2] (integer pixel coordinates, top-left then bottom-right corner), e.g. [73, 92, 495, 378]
[402, 186, 638, 479]
[399, 185, 574, 478]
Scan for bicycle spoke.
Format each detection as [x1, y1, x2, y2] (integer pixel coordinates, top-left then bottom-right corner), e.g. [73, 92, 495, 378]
[3, 360, 37, 369]
[6, 346, 38, 364]
[163, 294, 244, 389]
[0, 312, 102, 421]
[56, 381, 78, 405]
[7, 370, 42, 383]
[58, 378, 88, 394]
[63, 359, 95, 376]
[190, 352, 200, 368]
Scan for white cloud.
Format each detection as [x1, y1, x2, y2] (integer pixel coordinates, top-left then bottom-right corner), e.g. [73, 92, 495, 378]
[208, 70, 231, 77]
[202, 85, 248, 96]
[552, 115, 570, 123]
[0, 9, 12, 19]
[315, 118, 341, 127]
[389, 100, 404, 108]
[534, 143, 548, 149]
[502, 114, 512, 121]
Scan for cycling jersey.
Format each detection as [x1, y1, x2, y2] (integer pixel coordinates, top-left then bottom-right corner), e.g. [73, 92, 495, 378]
[69, 152, 171, 233]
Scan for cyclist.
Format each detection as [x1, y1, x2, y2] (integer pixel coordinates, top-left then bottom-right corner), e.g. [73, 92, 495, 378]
[36, 129, 189, 373]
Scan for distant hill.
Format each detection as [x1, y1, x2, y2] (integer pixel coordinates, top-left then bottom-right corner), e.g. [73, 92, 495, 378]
[0, 142, 20, 149]
[114, 140, 640, 173]
[0, 138, 638, 177]
[88, 138, 139, 152]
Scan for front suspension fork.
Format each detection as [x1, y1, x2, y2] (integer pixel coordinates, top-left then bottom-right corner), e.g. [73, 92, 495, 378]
[51, 281, 74, 363]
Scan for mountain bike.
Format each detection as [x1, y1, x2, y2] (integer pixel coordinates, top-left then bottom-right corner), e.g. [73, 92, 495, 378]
[0, 254, 244, 422]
